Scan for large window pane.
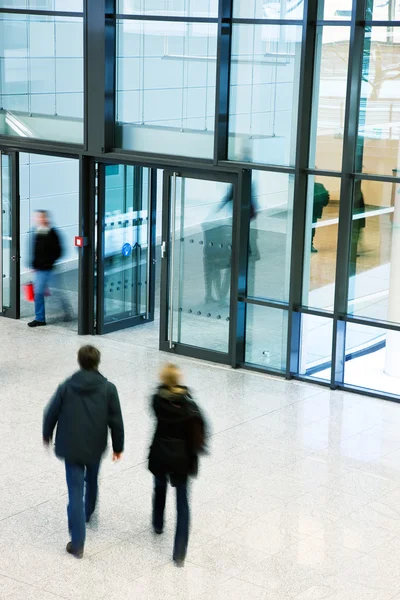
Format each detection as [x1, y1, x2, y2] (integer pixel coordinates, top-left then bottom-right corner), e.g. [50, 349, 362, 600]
[345, 322, 400, 397]
[319, 0, 352, 20]
[0, 1, 83, 11]
[357, 27, 400, 176]
[228, 25, 302, 167]
[309, 27, 350, 171]
[0, 13, 84, 143]
[348, 180, 399, 325]
[233, 0, 304, 19]
[116, 20, 217, 159]
[245, 305, 288, 372]
[367, 1, 400, 20]
[300, 314, 333, 382]
[248, 171, 294, 302]
[303, 175, 340, 312]
[117, 0, 218, 17]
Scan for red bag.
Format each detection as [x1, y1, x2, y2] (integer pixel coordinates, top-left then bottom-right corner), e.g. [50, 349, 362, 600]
[23, 282, 35, 302]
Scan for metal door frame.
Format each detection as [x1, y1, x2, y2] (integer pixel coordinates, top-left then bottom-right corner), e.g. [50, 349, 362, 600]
[0, 151, 20, 320]
[96, 162, 157, 335]
[160, 168, 238, 364]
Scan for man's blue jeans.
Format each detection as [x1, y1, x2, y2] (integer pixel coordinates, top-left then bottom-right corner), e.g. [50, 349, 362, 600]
[34, 269, 71, 323]
[152, 475, 190, 562]
[65, 462, 100, 550]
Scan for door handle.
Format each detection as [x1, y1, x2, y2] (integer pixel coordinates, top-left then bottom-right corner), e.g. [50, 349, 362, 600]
[161, 241, 167, 259]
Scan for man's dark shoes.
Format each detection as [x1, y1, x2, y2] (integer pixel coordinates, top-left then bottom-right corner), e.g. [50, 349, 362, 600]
[66, 542, 84, 559]
[153, 527, 163, 535]
[28, 320, 46, 328]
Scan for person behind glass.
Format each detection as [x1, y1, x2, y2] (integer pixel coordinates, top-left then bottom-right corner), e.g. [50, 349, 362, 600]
[311, 182, 330, 253]
[149, 363, 208, 567]
[28, 209, 72, 328]
[43, 345, 125, 559]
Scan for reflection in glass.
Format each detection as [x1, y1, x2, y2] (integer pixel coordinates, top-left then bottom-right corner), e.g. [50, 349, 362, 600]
[345, 323, 400, 397]
[103, 165, 151, 325]
[309, 27, 350, 171]
[247, 171, 294, 302]
[318, 0, 353, 20]
[300, 314, 333, 381]
[357, 28, 400, 176]
[1, 154, 11, 310]
[0, 13, 84, 143]
[245, 304, 288, 371]
[233, 0, 304, 19]
[0, 1, 83, 8]
[348, 180, 400, 325]
[117, 0, 218, 17]
[169, 178, 232, 354]
[366, 0, 400, 20]
[228, 25, 302, 166]
[116, 20, 217, 158]
[303, 176, 340, 311]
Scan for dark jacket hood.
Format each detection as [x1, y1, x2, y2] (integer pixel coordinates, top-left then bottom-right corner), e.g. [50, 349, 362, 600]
[68, 370, 108, 393]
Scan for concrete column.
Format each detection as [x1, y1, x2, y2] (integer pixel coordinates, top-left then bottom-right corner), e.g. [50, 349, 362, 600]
[384, 179, 400, 377]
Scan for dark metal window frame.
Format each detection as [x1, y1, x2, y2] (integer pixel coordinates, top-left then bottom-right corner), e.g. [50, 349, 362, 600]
[0, 0, 399, 402]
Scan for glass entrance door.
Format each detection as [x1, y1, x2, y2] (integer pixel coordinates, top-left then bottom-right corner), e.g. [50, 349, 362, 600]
[160, 170, 236, 362]
[96, 164, 156, 334]
[0, 151, 19, 319]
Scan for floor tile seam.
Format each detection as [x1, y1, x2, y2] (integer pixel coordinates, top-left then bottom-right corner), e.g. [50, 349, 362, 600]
[0, 498, 52, 524]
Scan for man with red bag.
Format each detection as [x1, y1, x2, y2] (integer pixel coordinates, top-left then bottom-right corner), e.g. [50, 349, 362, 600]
[28, 210, 72, 328]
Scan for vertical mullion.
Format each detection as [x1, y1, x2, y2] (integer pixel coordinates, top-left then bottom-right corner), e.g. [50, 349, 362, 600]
[332, 0, 367, 387]
[78, 156, 95, 335]
[230, 168, 250, 368]
[11, 151, 20, 320]
[85, 0, 116, 155]
[213, 0, 233, 164]
[287, 0, 318, 378]
[96, 163, 106, 334]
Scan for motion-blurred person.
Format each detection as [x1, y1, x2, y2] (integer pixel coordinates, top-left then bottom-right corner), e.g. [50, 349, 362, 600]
[148, 364, 208, 567]
[43, 345, 124, 559]
[311, 182, 330, 253]
[28, 210, 72, 328]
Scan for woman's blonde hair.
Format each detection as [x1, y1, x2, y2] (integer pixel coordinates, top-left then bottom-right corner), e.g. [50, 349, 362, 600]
[160, 363, 182, 391]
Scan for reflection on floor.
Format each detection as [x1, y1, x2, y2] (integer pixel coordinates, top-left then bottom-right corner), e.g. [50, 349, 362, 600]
[2, 318, 400, 599]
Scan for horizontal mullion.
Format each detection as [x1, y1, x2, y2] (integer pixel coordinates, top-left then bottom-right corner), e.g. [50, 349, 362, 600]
[339, 314, 400, 333]
[316, 19, 352, 26]
[115, 14, 218, 23]
[239, 362, 287, 377]
[0, 8, 83, 17]
[240, 297, 289, 311]
[230, 18, 303, 25]
[218, 160, 295, 175]
[364, 20, 400, 26]
[354, 172, 400, 184]
[295, 306, 334, 318]
[306, 169, 343, 178]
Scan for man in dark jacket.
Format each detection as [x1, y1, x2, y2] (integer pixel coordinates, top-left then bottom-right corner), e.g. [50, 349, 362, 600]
[43, 345, 124, 558]
[28, 210, 71, 328]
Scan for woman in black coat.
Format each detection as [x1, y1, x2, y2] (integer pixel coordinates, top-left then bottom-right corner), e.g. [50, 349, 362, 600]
[148, 364, 206, 567]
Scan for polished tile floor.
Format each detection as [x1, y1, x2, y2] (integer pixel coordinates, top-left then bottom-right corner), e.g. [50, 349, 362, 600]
[1, 318, 400, 599]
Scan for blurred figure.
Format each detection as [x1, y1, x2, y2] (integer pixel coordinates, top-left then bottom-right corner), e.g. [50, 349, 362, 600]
[43, 345, 124, 559]
[148, 364, 208, 567]
[203, 183, 259, 304]
[311, 182, 330, 253]
[28, 210, 72, 328]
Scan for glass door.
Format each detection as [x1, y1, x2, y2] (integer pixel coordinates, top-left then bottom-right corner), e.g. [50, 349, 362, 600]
[96, 164, 156, 334]
[0, 151, 19, 319]
[160, 170, 236, 362]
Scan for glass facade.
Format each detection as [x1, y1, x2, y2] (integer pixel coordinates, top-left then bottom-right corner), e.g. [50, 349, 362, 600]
[0, 0, 400, 403]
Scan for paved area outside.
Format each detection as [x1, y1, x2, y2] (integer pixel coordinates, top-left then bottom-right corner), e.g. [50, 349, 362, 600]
[1, 318, 400, 599]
